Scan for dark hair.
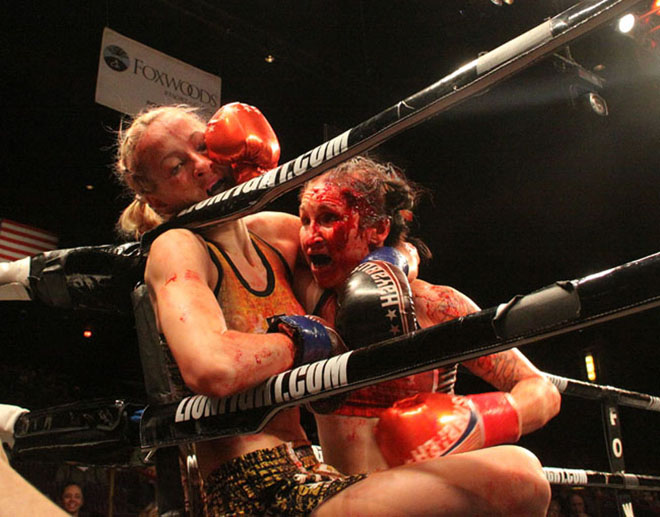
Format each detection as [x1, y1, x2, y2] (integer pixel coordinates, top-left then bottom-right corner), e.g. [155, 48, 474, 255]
[303, 156, 431, 260]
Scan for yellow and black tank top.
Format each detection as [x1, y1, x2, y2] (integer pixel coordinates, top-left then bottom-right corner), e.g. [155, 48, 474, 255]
[162, 232, 305, 399]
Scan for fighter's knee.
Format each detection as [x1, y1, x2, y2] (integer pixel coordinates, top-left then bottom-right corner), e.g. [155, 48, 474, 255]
[496, 446, 551, 517]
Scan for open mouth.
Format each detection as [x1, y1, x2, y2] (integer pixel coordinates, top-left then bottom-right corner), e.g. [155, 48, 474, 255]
[207, 178, 229, 196]
[309, 254, 332, 267]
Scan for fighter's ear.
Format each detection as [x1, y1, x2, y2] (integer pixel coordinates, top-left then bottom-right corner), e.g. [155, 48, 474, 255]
[143, 194, 168, 215]
[368, 217, 391, 248]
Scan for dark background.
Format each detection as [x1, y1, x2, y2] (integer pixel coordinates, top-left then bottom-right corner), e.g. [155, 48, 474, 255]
[3, 0, 659, 475]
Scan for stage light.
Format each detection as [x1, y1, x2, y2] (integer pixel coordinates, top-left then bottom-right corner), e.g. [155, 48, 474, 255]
[264, 54, 275, 63]
[618, 13, 636, 33]
[584, 92, 609, 117]
[83, 329, 93, 339]
[554, 52, 609, 117]
[584, 353, 597, 382]
[615, 1, 660, 53]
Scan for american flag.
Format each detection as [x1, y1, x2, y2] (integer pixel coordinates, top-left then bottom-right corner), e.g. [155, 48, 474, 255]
[0, 219, 58, 262]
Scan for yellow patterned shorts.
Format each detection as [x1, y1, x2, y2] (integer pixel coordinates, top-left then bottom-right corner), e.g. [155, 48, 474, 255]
[205, 442, 365, 516]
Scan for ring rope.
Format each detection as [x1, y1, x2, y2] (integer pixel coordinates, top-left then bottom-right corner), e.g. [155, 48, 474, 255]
[546, 373, 660, 412]
[138, 253, 660, 449]
[141, 0, 646, 246]
[544, 467, 660, 491]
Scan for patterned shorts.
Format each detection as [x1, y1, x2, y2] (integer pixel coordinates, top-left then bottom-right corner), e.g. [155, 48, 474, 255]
[205, 442, 366, 516]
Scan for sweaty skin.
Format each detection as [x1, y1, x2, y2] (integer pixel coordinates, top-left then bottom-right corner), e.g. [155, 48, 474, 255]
[136, 114, 231, 217]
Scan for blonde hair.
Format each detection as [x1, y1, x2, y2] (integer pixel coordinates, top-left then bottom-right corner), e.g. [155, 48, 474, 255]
[115, 198, 164, 241]
[113, 105, 205, 239]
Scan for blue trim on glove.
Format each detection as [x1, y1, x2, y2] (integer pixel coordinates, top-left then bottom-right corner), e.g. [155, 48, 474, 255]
[267, 315, 333, 365]
[362, 246, 409, 275]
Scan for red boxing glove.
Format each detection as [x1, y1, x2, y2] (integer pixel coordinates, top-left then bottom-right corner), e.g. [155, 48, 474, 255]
[205, 102, 280, 184]
[374, 391, 522, 467]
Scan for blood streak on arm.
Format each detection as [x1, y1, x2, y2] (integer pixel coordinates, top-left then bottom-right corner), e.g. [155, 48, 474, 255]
[467, 351, 529, 391]
[412, 281, 479, 328]
[184, 269, 201, 281]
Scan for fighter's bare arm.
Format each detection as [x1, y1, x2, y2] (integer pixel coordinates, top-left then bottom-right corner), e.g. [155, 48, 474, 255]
[466, 351, 561, 434]
[411, 279, 561, 434]
[0, 454, 68, 516]
[146, 228, 296, 397]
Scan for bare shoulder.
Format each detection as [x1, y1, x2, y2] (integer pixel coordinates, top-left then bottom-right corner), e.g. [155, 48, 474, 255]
[146, 229, 211, 283]
[245, 211, 301, 268]
[245, 211, 300, 238]
[411, 279, 480, 326]
[148, 228, 207, 263]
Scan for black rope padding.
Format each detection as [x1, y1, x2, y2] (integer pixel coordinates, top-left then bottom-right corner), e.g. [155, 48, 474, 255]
[141, 0, 645, 248]
[544, 468, 660, 491]
[546, 374, 660, 412]
[139, 252, 660, 449]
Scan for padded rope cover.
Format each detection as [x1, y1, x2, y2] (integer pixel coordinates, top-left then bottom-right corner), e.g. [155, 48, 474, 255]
[142, 0, 642, 247]
[28, 242, 145, 315]
[132, 283, 190, 515]
[12, 398, 144, 467]
[132, 283, 181, 406]
[139, 252, 660, 448]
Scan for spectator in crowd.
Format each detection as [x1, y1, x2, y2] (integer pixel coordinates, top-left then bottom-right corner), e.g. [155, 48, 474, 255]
[60, 483, 84, 516]
[547, 497, 565, 517]
[633, 491, 660, 517]
[569, 492, 592, 517]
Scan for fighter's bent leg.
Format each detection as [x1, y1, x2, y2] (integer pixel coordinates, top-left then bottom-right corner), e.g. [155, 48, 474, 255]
[312, 445, 550, 517]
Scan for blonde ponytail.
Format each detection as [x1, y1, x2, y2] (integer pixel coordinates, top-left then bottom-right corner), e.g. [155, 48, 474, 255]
[116, 197, 164, 241]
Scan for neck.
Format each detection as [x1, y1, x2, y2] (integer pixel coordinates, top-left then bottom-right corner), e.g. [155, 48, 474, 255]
[202, 219, 261, 266]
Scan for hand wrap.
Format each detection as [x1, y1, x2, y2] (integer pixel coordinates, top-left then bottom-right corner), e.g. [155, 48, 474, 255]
[0, 404, 29, 448]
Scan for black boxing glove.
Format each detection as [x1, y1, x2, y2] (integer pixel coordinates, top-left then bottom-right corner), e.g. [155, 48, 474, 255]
[266, 314, 347, 366]
[311, 248, 417, 414]
[335, 247, 418, 350]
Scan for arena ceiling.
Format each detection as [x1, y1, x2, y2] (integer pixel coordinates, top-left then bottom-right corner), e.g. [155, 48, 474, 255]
[3, 0, 660, 472]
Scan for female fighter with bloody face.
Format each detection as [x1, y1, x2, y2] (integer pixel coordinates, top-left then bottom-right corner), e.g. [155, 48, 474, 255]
[115, 104, 552, 516]
[296, 157, 560, 503]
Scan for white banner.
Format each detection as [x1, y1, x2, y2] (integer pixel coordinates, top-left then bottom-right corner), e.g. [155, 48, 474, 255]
[95, 27, 221, 119]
